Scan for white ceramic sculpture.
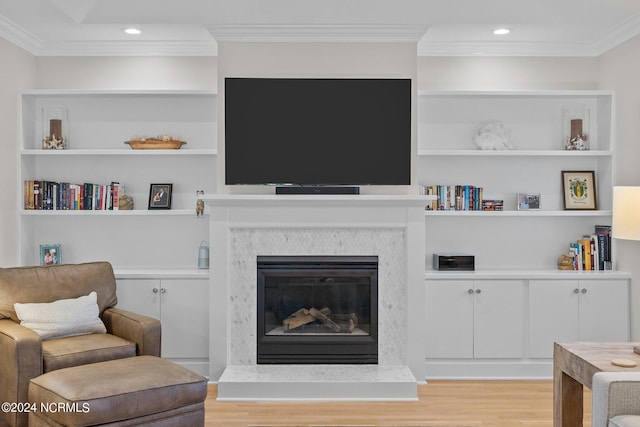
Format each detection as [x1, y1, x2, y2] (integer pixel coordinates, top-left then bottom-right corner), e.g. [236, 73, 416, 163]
[473, 122, 513, 150]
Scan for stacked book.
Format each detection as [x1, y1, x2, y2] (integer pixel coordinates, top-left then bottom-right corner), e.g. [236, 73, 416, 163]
[420, 184, 484, 211]
[567, 225, 612, 271]
[24, 180, 121, 211]
[481, 200, 504, 211]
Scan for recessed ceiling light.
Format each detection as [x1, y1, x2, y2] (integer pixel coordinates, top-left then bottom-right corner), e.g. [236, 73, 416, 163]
[123, 28, 142, 35]
[493, 28, 510, 35]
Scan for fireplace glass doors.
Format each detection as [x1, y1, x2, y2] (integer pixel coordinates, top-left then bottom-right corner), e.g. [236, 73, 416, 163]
[257, 256, 378, 364]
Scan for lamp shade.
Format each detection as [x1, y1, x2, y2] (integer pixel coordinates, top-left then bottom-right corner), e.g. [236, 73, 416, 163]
[612, 186, 640, 240]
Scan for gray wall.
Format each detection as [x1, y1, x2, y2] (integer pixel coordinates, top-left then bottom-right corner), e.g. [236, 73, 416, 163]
[599, 36, 640, 341]
[0, 37, 36, 267]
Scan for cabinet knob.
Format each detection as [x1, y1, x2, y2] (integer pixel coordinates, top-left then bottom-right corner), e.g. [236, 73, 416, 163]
[468, 289, 474, 294]
[152, 288, 159, 293]
[581, 288, 587, 294]
[475, 289, 481, 294]
[573, 288, 579, 294]
[160, 288, 166, 294]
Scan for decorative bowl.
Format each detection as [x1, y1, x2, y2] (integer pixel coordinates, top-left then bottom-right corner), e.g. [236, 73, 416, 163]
[124, 140, 186, 149]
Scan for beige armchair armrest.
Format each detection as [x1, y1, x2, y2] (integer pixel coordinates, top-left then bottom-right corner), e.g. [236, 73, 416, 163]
[593, 372, 640, 427]
[102, 307, 161, 357]
[0, 319, 42, 427]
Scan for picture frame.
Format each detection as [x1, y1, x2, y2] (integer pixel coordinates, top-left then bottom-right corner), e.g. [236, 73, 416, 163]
[517, 193, 541, 210]
[148, 183, 173, 209]
[562, 171, 597, 210]
[40, 244, 62, 266]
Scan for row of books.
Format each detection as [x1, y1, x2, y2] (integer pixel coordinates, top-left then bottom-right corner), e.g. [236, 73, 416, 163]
[567, 225, 613, 271]
[24, 180, 121, 211]
[420, 184, 497, 211]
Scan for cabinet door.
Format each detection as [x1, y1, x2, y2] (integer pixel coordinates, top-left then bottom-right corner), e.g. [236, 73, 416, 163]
[473, 280, 524, 359]
[160, 279, 209, 359]
[579, 280, 630, 342]
[114, 279, 161, 319]
[528, 280, 579, 358]
[425, 280, 474, 359]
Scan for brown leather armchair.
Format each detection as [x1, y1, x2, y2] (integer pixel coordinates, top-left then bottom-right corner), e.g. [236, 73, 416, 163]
[0, 262, 161, 427]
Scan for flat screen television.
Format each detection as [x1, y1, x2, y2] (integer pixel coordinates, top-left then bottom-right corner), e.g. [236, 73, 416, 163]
[224, 78, 411, 187]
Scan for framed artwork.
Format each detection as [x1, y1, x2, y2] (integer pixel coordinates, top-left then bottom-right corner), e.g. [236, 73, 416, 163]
[562, 171, 597, 210]
[40, 244, 62, 266]
[148, 183, 173, 209]
[517, 193, 541, 210]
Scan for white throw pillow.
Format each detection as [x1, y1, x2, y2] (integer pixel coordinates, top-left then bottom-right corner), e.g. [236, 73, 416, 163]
[14, 291, 107, 340]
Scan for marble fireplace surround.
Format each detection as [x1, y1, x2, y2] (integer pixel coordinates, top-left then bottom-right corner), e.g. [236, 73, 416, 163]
[204, 194, 428, 400]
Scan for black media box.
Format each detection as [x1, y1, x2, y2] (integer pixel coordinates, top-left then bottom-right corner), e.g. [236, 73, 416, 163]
[433, 254, 475, 271]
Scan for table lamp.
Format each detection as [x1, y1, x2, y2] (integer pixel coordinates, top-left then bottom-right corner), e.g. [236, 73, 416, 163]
[612, 186, 640, 240]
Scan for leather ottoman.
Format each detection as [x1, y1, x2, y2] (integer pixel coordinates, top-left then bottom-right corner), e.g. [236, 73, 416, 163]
[27, 356, 207, 427]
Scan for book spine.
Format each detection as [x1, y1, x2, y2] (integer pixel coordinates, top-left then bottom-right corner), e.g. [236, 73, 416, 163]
[111, 182, 120, 210]
[34, 180, 41, 210]
[578, 239, 592, 270]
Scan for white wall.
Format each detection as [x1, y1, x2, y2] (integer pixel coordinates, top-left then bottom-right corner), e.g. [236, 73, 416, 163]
[0, 38, 36, 267]
[216, 42, 417, 194]
[599, 34, 640, 341]
[417, 56, 599, 91]
[35, 56, 217, 91]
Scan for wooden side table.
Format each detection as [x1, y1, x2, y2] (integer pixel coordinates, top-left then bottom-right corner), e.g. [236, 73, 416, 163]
[554, 342, 640, 426]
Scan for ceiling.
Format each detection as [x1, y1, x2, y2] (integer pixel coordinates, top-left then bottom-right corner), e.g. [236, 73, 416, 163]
[1, 0, 640, 57]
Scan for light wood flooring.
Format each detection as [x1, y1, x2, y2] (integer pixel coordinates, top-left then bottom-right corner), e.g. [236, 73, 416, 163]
[204, 380, 592, 427]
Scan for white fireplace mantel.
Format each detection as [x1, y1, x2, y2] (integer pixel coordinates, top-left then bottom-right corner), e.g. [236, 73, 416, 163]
[204, 194, 430, 400]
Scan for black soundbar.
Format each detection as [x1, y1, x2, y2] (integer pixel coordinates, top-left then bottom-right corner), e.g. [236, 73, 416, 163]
[275, 186, 360, 195]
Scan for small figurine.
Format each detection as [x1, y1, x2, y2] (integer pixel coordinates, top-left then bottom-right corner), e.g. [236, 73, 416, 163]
[196, 190, 204, 217]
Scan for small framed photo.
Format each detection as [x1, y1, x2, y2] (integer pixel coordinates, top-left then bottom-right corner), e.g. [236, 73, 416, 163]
[148, 183, 173, 209]
[40, 244, 62, 266]
[517, 193, 541, 210]
[562, 171, 597, 210]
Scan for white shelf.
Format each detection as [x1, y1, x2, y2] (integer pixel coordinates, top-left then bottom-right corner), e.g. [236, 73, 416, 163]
[20, 89, 216, 96]
[21, 149, 217, 156]
[18, 90, 216, 268]
[418, 89, 616, 272]
[424, 210, 612, 217]
[114, 268, 210, 279]
[417, 149, 612, 157]
[424, 269, 631, 280]
[20, 209, 203, 216]
[418, 89, 615, 97]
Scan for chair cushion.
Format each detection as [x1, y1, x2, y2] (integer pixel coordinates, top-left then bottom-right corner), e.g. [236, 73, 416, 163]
[42, 333, 136, 372]
[14, 291, 106, 340]
[610, 415, 640, 427]
[29, 356, 208, 426]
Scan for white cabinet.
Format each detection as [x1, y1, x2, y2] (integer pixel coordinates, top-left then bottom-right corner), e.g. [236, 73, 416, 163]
[425, 279, 524, 360]
[418, 91, 615, 271]
[529, 279, 630, 358]
[115, 277, 209, 376]
[17, 90, 216, 270]
[425, 274, 630, 378]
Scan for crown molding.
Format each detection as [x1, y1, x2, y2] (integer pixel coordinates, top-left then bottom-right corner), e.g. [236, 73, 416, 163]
[2, 11, 640, 57]
[0, 14, 41, 54]
[208, 24, 428, 43]
[417, 40, 599, 57]
[592, 14, 640, 56]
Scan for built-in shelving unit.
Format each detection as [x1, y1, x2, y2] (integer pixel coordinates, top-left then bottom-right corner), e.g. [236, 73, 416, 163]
[17, 90, 217, 271]
[418, 90, 617, 271]
[419, 90, 630, 379]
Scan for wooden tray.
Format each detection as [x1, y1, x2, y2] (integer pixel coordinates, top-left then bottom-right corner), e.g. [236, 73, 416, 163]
[124, 140, 186, 149]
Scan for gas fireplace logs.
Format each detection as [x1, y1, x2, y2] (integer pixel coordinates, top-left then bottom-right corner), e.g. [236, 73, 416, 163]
[283, 307, 358, 333]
